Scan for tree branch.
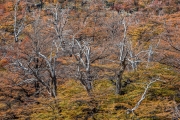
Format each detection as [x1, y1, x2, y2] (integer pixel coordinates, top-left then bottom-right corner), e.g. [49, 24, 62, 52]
[127, 78, 161, 114]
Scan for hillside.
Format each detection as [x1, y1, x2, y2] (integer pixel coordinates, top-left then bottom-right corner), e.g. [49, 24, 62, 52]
[0, 0, 180, 120]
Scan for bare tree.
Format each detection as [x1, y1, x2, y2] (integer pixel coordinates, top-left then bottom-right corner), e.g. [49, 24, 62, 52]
[10, 10, 61, 97]
[73, 38, 93, 94]
[105, 14, 157, 94]
[70, 13, 93, 93]
[14, 0, 26, 42]
[47, 3, 70, 51]
[68, 6, 101, 94]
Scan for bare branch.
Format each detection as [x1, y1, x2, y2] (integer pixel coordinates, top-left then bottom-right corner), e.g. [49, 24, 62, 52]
[16, 78, 37, 85]
[127, 78, 161, 114]
[38, 52, 54, 76]
[14, 0, 25, 42]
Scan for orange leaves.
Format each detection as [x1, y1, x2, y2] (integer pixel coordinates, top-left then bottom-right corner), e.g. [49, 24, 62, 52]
[0, 4, 5, 16]
[0, 58, 8, 67]
[4, 2, 13, 12]
[56, 58, 68, 65]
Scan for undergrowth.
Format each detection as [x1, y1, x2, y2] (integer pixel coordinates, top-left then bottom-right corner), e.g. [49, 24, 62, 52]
[29, 63, 180, 120]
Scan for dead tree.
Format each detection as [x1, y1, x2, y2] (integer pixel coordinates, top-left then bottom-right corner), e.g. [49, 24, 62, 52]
[106, 14, 156, 95]
[72, 37, 93, 94]
[14, 0, 25, 42]
[11, 10, 60, 98]
[47, 3, 69, 51]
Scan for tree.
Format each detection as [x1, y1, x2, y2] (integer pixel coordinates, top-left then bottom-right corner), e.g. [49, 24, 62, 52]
[69, 10, 94, 94]
[46, 3, 70, 51]
[10, 9, 61, 97]
[69, 0, 108, 94]
[72, 37, 93, 94]
[105, 13, 157, 94]
[14, 0, 26, 42]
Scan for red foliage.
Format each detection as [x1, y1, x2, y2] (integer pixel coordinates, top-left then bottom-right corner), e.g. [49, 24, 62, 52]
[111, 4, 123, 13]
[111, 0, 138, 13]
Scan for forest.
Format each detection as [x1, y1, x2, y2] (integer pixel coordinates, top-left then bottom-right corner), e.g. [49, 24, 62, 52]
[0, 0, 180, 119]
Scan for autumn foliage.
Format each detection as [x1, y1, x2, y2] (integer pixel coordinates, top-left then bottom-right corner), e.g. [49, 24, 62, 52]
[0, 0, 180, 119]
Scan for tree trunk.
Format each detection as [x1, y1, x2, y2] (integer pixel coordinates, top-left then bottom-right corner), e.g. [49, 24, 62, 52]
[116, 60, 126, 95]
[34, 81, 40, 94]
[79, 72, 92, 95]
[51, 76, 57, 97]
[116, 70, 124, 95]
[86, 72, 92, 95]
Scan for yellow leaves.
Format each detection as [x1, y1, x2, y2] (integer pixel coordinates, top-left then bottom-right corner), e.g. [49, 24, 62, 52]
[128, 22, 164, 48]
[0, 103, 6, 110]
[92, 63, 119, 69]
[56, 57, 73, 65]
[53, 0, 58, 3]
[0, 23, 14, 33]
[29, 68, 180, 119]
[138, 0, 149, 8]
[128, 26, 144, 41]
[107, 0, 116, 3]
[138, 0, 155, 8]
